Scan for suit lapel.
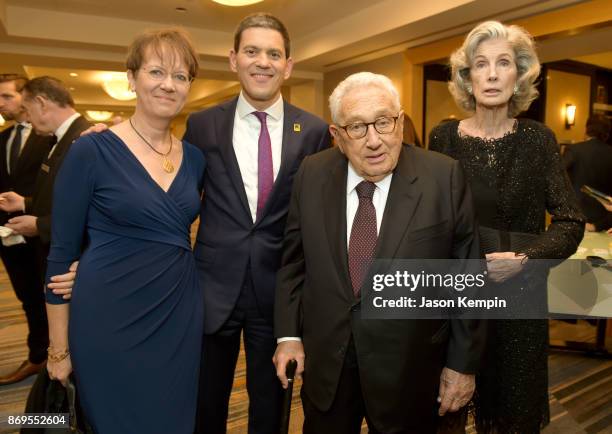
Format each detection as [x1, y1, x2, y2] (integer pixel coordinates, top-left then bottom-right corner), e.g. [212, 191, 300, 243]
[0, 127, 12, 181]
[216, 98, 252, 221]
[323, 150, 353, 298]
[375, 147, 421, 260]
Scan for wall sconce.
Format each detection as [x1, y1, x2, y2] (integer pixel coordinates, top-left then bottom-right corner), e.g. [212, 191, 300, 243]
[565, 104, 576, 129]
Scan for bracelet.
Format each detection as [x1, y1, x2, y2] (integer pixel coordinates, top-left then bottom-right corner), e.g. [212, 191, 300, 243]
[47, 347, 70, 363]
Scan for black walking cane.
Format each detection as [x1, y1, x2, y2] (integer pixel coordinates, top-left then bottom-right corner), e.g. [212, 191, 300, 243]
[280, 359, 298, 434]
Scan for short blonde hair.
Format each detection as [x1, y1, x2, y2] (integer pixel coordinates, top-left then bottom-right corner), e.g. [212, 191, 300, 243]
[126, 28, 199, 80]
[448, 21, 540, 117]
[329, 72, 400, 125]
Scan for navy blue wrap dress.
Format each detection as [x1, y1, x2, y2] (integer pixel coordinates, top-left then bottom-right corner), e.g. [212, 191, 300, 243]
[45, 130, 205, 434]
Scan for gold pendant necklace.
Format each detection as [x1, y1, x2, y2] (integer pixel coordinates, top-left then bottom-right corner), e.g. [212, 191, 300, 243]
[162, 157, 174, 173]
[129, 117, 174, 173]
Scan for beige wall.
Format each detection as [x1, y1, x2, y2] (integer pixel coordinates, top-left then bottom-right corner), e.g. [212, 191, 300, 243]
[323, 53, 405, 123]
[544, 69, 591, 144]
[424, 80, 463, 147]
[289, 80, 325, 118]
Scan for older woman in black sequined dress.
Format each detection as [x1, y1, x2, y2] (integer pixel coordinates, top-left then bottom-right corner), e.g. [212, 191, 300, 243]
[429, 21, 584, 434]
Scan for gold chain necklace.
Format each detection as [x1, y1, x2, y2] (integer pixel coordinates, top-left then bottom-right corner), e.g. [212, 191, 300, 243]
[129, 117, 174, 173]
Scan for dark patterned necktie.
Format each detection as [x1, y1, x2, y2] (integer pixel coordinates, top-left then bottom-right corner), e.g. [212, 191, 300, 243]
[348, 180, 377, 297]
[253, 111, 273, 220]
[9, 124, 24, 174]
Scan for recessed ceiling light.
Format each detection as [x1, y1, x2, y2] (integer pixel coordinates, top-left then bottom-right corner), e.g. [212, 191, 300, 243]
[211, 0, 263, 6]
[69, 87, 76, 91]
[176, 7, 187, 12]
[69, 72, 78, 77]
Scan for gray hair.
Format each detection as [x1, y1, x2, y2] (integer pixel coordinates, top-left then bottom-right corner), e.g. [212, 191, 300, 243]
[329, 72, 401, 124]
[448, 20, 540, 117]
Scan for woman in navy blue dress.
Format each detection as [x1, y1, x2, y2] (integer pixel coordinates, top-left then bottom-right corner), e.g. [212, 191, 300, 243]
[45, 29, 204, 434]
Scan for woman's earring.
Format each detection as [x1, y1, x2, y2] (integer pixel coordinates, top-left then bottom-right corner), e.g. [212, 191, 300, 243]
[466, 85, 473, 95]
[513, 84, 519, 95]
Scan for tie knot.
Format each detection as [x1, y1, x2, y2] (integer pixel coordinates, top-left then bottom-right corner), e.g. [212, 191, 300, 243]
[356, 181, 376, 199]
[15, 124, 24, 131]
[49, 135, 57, 146]
[253, 111, 267, 124]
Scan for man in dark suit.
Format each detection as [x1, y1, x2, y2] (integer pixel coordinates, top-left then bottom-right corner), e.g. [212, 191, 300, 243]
[273, 72, 485, 433]
[564, 114, 612, 232]
[0, 76, 90, 307]
[184, 13, 330, 434]
[0, 74, 53, 384]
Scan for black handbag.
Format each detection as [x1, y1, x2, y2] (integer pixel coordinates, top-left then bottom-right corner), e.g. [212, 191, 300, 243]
[21, 368, 94, 434]
[478, 225, 539, 254]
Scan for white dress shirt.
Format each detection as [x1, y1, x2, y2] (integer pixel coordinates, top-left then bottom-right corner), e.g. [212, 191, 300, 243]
[6, 122, 33, 174]
[278, 164, 393, 344]
[48, 112, 81, 158]
[233, 92, 284, 223]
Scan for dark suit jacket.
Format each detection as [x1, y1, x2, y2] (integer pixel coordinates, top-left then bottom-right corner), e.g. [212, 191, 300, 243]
[564, 138, 612, 231]
[0, 125, 52, 225]
[25, 115, 91, 246]
[275, 146, 486, 433]
[184, 97, 331, 334]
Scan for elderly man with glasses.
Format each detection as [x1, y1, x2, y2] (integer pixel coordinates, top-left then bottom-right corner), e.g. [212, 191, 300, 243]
[273, 72, 486, 434]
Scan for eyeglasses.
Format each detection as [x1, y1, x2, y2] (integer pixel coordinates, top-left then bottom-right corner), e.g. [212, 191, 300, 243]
[140, 67, 193, 86]
[339, 115, 400, 139]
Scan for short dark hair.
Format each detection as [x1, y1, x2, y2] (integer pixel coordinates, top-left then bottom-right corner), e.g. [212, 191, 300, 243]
[586, 114, 611, 142]
[126, 27, 199, 80]
[234, 13, 291, 58]
[0, 74, 28, 92]
[22, 76, 74, 108]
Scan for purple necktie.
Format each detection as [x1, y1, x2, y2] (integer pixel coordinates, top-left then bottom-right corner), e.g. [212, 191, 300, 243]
[254, 111, 273, 220]
[348, 181, 378, 297]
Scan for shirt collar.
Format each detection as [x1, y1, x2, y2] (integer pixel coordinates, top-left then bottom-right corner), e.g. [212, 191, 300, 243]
[54, 112, 81, 143]
[16, 121, 31, 130]
[236, 91, 283, 122]
[346, 162, 393, 196]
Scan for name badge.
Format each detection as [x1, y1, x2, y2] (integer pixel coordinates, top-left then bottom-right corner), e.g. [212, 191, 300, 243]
[41, 163, 50, 173]
[293, 123, 301, 132]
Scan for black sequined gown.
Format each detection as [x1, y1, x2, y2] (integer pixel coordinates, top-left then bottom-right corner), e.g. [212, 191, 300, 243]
[429, 119, 585, 434]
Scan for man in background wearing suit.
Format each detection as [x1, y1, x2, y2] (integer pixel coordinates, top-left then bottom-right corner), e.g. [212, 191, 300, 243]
[0, 76, 90, 314]
[0, 74, 52, 384]
[564, 114, 612, 232]
[184, 13, 330, 434]
[274, 72, 485, 433]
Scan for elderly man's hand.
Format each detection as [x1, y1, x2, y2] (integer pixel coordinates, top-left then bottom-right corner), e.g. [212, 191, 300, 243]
[437, 367, 475, 416]
[273, 340, 305, 389]
[79, 123, 108, 137]
[48, 261, 79, 300]
[486, 252, 527, 283]
[6, 215, 38, 237]
[0, 191, 25, 213]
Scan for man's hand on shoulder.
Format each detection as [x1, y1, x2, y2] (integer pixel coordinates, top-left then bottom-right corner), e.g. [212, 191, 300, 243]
[273, 340, 305, 389]
[80, 123, 108, 137]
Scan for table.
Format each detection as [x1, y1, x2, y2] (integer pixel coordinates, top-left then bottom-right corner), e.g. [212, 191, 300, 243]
[548, 231, 612, 357]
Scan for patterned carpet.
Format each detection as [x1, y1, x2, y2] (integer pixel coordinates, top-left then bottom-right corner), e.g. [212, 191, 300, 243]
[0, 259, 610, 433]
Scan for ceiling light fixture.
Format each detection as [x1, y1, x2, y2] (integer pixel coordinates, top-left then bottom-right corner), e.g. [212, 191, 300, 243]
[69, 72, 78, 77]
[101, 72, 136, 101]
[211, 0, 264, 6]
[86, 111, 114, 122]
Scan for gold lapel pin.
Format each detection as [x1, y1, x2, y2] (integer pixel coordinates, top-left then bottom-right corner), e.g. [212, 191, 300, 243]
[293, 123, 301, 132]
